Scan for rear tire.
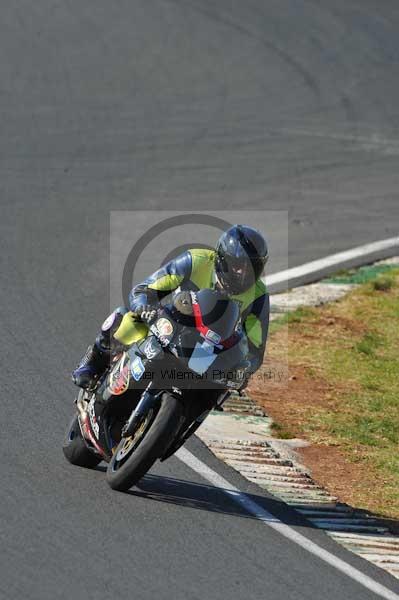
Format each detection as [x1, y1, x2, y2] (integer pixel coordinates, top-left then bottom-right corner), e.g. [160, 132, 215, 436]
[62, 415, 102, 468]
[106, 393, 182, 491]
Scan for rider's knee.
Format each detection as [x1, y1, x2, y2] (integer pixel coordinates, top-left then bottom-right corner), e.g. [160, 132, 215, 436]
[97, 307, 129, 350]
[113, 311, 148, 347]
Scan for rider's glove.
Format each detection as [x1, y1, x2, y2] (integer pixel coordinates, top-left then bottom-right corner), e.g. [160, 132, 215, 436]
[134, 304, 158, 324]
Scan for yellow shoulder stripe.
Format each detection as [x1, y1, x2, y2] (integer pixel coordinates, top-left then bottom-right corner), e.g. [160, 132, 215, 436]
[148, 273, 184, 291]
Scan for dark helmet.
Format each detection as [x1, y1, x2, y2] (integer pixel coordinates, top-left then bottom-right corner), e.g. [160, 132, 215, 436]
[215, 225, 268, 295]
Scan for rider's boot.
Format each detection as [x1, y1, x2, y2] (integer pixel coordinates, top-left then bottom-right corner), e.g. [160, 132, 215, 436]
[72, 308, 128, 389]
[72, 342, 110, 389]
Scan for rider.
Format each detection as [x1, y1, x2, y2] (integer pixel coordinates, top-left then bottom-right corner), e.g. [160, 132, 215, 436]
[72, 224, 270, 390]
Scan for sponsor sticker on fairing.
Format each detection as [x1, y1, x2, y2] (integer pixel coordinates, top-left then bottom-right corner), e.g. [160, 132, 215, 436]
[144, 337, 160, 359]
[149, 324, 170, 347]
[205, 329, 221, 345]
[131, 356, 145, 381]
[88, 400, 100, 438]
[188, 342, 217, 375]
[156, 317, 174, 337]
[108, 366, 130, 395]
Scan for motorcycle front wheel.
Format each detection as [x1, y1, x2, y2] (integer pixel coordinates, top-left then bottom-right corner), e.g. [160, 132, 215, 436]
[106, 392, 182, 491]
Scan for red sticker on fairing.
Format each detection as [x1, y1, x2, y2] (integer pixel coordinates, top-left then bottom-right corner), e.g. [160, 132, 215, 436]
[191, 294, 220, 343]
[107, 355, 130, 395]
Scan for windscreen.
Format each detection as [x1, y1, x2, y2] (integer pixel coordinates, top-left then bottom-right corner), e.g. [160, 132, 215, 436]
[196, 289, 239, 341]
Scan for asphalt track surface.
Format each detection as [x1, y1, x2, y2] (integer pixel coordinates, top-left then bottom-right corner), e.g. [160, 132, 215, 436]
[2, 1, 399, 599]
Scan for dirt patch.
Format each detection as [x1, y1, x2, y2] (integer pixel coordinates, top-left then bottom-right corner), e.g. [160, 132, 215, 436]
[316, 313, 368, 336]
[299, 445, 376, 510]
[249, 362, 335, 431]
[298, 444, 399, 533]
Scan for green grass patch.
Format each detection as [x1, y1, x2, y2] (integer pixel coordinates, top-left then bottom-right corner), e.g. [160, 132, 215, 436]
[323, 264, 397, 285]
[269, 306, 316, 335]
[270, 421, 295, 439]
[355, 331, 383, 356]
[373, 275, 395, 292]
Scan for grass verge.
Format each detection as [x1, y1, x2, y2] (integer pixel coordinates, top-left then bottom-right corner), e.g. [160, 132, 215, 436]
[249, 268, 399, 520]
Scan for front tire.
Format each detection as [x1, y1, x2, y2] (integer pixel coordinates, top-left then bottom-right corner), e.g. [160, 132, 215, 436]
[106, 393, 182, 491]
[62, 415, 102, 468]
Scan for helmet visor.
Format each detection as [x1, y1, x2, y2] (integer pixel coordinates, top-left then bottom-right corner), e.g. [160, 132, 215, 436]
[217, 254, 262, 295]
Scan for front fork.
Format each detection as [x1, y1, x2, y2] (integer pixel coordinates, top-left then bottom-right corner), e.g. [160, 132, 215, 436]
[121, 382, 161, 438]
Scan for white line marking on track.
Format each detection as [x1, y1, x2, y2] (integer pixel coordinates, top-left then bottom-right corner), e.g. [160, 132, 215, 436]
[264, 236, 399, 292]
[177, 447, 399, 600]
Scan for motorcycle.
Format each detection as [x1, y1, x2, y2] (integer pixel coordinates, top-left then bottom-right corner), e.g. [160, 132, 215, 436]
[63, 288, 249, 491]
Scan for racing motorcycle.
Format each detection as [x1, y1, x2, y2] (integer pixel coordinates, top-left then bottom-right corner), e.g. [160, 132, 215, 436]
[63, 288, 249, 491]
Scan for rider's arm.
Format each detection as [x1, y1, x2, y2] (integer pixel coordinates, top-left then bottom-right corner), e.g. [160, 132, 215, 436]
[242, 290, 270, 373]
[128, 251, 193, 312]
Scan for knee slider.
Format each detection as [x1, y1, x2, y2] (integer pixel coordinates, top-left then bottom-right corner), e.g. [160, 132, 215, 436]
[98, 307, 128, 350]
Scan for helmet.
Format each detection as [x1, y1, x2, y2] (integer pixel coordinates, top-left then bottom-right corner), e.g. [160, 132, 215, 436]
[215, 225, 268, 295]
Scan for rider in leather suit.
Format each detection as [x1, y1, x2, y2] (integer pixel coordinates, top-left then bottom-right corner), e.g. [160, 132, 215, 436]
[72, 224, 270, 390]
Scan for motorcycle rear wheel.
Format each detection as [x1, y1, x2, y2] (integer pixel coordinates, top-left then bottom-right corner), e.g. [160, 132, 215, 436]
[106, 392, 182, 491]
[62, 415, 102, 468]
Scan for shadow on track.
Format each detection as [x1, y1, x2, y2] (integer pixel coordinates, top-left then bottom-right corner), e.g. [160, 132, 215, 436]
[94, 466, 399, 535]
[95, 469, 310, 527]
